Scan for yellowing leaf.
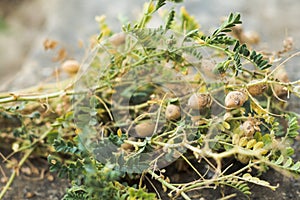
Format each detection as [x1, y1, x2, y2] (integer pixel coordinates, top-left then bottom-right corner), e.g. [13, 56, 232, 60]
[239, 137, 248, 147]
[222, 121, 231, 129]
[246, 139, 256, 149]
[117, 128, 122, 138]
[253, 141, 264, 150]
[250, 99, 267, 116]
[242, 173, 278, 190]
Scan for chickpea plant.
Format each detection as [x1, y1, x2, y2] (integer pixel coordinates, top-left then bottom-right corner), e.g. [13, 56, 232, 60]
[0, 0, 300, 199]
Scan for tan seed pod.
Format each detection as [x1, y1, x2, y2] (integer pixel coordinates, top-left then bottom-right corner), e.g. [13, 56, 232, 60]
[120, 142, 133, 151]
[244, 31, 260, 45]
[247, 81, 267, 96]
[283, 37, 293, 52]
[109, 32, 126, 46]
[165, 104, 181, 121]
[242, 120, 256, 137]
[187, 93, 211, 110]
[134, 121, 155, 138]
[273, 66, 289, 97]
[61, 60, 80, 75]
[225, 91, 248, 108]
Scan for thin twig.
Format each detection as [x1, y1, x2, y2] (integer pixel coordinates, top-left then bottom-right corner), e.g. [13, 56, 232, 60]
[147, 170, 191, 200]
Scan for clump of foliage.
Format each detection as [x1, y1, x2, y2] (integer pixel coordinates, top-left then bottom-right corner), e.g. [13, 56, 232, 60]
[0, 0, 300, 199]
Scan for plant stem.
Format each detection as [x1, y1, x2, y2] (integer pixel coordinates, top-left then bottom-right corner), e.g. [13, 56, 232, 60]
[0, 89, 74, 104]
[147, 170, 191, 200]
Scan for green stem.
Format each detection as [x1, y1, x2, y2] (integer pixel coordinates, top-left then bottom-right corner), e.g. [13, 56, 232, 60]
[0, 89, 74, 104]
[137, 0, 154, 28]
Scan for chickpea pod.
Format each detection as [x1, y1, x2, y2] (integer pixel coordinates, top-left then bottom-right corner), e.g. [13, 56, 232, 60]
[109, 32, 126, 46]
[120, 137, 136, 151]
[134, 121, 155, 138]
[165, 104, 181, 121]
[242, 118, 260, 138]
[273, 66, 289, 97]
[247, 81, 267, 96]
[120, 143, 133, 151]
[225, 91, 248, 108]
[61, 60, 80, 75]
[187, 93, 211, 110]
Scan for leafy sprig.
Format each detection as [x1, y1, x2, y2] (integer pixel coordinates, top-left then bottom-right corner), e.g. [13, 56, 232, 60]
[209, 12, 242, 42]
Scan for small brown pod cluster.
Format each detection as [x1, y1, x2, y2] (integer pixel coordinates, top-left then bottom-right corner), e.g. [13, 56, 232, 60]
[225, 91, 248, 108]
[165, 104, 181, 121]
[134, 121, 155, 138]
[247, 81, 267, 96]
[61, 60, 80, 75]
[120, 137, 135, 151]
[273, 66, 289, 97]
[120, 142, 133, 151]
[187, 93, 211, 110]
[242, 118, 260, 137]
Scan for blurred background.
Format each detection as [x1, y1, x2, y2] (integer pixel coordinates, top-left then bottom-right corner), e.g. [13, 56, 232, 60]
[0, 0, 299, 91]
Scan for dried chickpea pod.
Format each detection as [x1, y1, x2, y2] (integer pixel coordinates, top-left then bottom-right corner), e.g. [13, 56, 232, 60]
[282, 37, 293, 52]
[191, 116, 208, 126]
[187, 93, 211, 110]
[122, 137, 136, 150]
[244, 31, 260, 45]
[61, 60, 80, 75]
[242, 118, 260, 137]
[225, 91, 248, 108]
[120, 142, 133, 151]
[134, 121, 155, 138]
[247, 80, 267, 96]
[165, 104, 181, 121]
[273, 66, 289, 97]
[109, 32, 126, 46]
